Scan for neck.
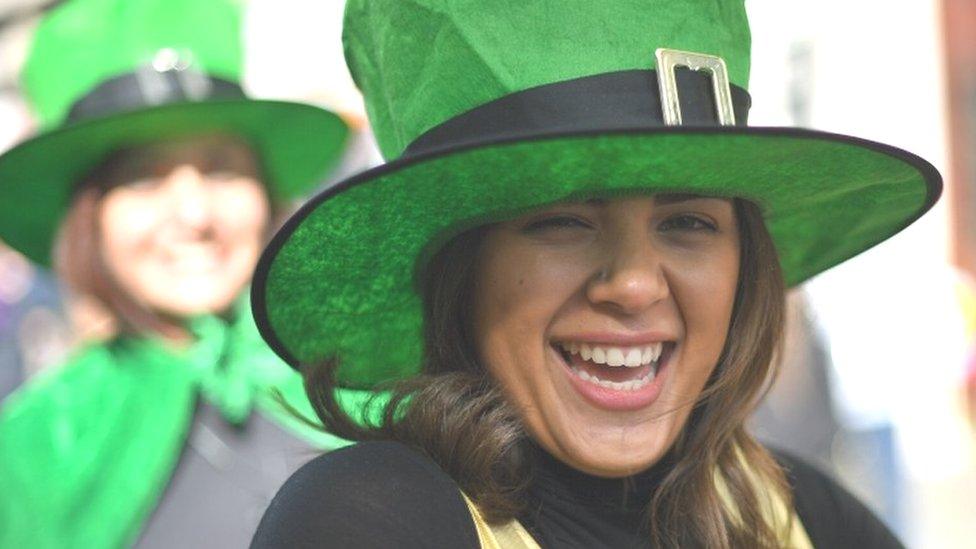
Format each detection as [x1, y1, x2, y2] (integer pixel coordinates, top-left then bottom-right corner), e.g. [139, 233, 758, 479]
[144, 312, 195, 347]
[526, 442, 674, 510]
[157, 326, 195, 348]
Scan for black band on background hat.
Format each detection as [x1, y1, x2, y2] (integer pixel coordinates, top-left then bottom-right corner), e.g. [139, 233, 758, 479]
[404, 68, 752, 158]
[0, 0, 350, 268]
[66, 69, 246, 124]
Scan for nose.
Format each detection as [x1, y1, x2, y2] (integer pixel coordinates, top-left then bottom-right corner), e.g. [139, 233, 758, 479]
[585, 231, 670, 315]
[165, 165, 212, 230]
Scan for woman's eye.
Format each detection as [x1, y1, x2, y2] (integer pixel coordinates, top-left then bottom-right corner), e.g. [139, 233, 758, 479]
[205, 170, 238, 182]
[523, 215, 592, 233]
[658, 214, 717, 233]
[125, 177, 162, 191]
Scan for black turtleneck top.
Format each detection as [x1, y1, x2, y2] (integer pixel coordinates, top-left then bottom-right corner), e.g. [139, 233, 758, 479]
[250, 441, 903, 548]
[517, 445, 667, 547]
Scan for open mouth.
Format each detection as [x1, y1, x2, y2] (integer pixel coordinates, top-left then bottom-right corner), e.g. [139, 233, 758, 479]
[553, 340, 676, 392]
[164, 243, 226, 274]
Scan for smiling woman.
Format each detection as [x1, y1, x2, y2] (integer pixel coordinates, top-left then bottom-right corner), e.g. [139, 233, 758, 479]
[97, 140, 268, 321]
[473, 196, 744, 477]
[249, 0, 939, 548]
[255, 196, 791, 547]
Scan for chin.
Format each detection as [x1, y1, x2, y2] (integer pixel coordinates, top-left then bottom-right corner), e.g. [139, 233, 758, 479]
[151, 285, 241, 318]
[155, 300, 228, 319]
[567, 444, 668, 478]
[543, 426, 668, 478]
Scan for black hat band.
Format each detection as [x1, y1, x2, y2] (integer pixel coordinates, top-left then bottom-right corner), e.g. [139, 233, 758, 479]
[403, 68, 752, 159]
[66, 69, 245, 124]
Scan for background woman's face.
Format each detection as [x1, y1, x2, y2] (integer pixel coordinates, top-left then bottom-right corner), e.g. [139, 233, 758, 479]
[473, 196, 740, 477]
[98, 136, 269, 320]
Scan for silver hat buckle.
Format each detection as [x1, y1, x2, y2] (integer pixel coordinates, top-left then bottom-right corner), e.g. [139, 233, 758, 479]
[655, 48, 736, 126]
[135, 48, 211, 105]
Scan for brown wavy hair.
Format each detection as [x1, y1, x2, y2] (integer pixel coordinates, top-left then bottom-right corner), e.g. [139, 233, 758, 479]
[304, 198, 790, 548]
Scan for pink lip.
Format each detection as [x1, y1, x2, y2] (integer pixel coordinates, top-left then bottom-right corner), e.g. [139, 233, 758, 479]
[552, 342, 674, 412]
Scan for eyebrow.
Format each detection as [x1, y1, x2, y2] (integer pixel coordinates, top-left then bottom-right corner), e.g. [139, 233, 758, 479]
[575, 193, 726, 208]
[653, 192, 714, 205]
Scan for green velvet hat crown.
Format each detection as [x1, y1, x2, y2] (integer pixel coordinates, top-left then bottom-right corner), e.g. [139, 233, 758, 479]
[346, 0, 751, 160]
[252, 0, 941, 388]
[23, 0, 243, 130]
[0, 0, 348, 266]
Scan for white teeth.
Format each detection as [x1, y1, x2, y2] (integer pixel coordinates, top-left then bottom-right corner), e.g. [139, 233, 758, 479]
[570, 366, 656, 391]
[580, 344, 592, 361]
[559, 342, 667, 368]
[591, 347, 607, 364]
[624, 349, 642, 367]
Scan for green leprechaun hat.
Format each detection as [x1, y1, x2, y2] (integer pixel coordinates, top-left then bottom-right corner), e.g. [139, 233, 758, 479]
[0, 0, 348, 267]
[252, 0, 941, 388]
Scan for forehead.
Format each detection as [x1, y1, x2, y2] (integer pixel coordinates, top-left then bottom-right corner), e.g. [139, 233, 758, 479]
[89, 134, 258, 185]
[117, 134, 254, 165]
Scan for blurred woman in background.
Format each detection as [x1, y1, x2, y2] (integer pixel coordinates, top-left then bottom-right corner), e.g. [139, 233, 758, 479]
[0, 0, 357, 546]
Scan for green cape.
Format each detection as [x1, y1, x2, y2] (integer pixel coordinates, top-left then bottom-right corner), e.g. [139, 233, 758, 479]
[0, 301, 374, 548]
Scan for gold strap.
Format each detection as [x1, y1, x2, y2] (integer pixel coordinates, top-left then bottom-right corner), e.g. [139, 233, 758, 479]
[461, 472, 814, 549]
[714, 453, 815, 549]
[461, 493, 541, 549]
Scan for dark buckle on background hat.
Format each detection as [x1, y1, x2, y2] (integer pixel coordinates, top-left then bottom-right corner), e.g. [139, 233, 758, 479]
[64, 48, 246, 125]
[655, 48, 736, 126]
[135, 48, 211, 104]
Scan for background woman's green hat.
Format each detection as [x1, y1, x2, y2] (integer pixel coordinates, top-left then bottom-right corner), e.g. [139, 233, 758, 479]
[252, 0, 942, 388]
[0, 0, 348, 267]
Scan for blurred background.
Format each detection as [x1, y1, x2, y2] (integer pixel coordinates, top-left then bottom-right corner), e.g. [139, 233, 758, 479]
[0, 0, 973, 546]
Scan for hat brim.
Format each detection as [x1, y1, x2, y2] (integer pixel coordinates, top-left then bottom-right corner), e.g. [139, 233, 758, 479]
[0, 98, 348, 266]
[252, 127, 941, 388]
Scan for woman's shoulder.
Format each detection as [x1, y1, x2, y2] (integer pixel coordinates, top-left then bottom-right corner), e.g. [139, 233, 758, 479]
[271, 440, 463, 497]
[0, 342, 114, 420]
[0, 338, 195, 475]
[252, 440, 480, 549]
[772, 450, 905, 549]
[0, 337, 183, 421]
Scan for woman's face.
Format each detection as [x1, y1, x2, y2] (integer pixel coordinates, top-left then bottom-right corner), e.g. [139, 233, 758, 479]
[473, 195, 740, 477]
[98, 136, 269, 319]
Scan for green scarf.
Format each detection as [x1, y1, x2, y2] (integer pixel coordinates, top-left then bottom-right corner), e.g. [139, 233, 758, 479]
[0, 302, 374, 548]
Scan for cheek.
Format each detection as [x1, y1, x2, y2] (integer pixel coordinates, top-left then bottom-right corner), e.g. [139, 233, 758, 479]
[475, 242, 590, 355]
[668, 245, 740, 386]
[474, 238, 595, 416]
[212, 183, 270, 241]
[680, 258, 739, 324]
[98, 194, 161, 262]
[475, 246, 537, 383]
